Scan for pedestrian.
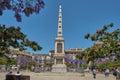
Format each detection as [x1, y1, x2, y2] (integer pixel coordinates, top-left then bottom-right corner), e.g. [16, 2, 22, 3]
[113, 68, 119, 77]
[105, 68, 110, 77]
[92, 68, 96, 78]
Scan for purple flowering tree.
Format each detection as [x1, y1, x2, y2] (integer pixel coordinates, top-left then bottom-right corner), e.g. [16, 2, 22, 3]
[65, 55, 75, 67]
[73, 58, 79, 64]
[16, 55, 32, 69]
[65, 55, 86, 68]
[0, 0, 45, 22]
[65, 55, 73, 63]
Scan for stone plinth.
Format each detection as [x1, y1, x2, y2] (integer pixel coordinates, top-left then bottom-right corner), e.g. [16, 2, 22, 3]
[52, 64, 67, 72]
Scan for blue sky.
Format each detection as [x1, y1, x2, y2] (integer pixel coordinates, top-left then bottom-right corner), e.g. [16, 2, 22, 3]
[0, 0, 120, 54]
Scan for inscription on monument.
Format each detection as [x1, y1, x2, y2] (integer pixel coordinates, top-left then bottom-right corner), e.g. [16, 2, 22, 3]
[57, 43, 62, 53]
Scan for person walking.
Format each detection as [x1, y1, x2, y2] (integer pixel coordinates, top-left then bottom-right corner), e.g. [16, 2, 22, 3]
[105, 69, 110, 77]
[92, 68, 96, 79]
[113, 68, 120, 77]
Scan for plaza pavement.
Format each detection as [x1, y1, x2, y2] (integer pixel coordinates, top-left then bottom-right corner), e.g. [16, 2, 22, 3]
[0, 71, 116, 80]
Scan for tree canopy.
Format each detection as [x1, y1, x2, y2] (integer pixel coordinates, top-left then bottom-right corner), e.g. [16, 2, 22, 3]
[0, 0, 45, 22]
[84, 23, 120, 64]
[0, 24, 42, 54]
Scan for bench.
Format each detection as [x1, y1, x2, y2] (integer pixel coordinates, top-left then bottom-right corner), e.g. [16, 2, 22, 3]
[6, 75, 30, 80]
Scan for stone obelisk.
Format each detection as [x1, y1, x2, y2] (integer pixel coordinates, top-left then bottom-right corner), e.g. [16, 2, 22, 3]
[52, 5, 67, 72]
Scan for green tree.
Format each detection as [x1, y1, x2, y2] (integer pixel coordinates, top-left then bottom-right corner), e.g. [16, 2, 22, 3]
[0, 54, 16, 65]
[0, 24, 42, 54]
[0, 54, 8, 65]
[0, 25, 42, 66]
[7, 58, 17, 65]
[84, 23, 120, 65]
[76, 54, 83, 60]
[27, 60, 36, 67]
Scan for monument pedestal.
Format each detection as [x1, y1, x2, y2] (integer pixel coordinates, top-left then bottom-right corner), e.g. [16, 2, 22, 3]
[52, 64, 67, 72]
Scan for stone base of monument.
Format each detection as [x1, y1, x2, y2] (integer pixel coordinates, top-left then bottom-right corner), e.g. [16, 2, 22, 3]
[52, 64, 67, 72]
